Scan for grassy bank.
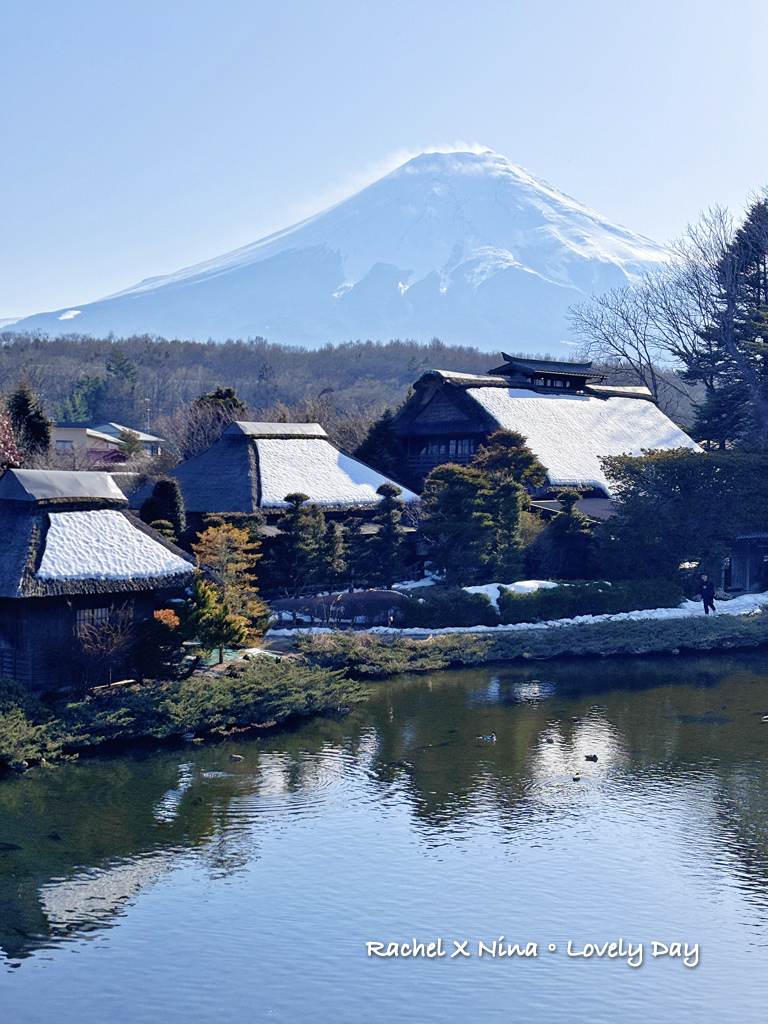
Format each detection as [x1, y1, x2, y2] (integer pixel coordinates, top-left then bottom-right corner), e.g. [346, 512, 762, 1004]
[0, 660, 368, 772]
[298, 611, 768, 677]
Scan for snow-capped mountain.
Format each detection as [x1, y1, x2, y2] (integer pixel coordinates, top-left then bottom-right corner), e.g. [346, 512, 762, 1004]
[11, 149, 668, 352]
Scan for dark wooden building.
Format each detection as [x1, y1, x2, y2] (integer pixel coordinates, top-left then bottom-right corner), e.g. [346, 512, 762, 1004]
[391, 355, 699, 494]
[0, 469, 194, 690]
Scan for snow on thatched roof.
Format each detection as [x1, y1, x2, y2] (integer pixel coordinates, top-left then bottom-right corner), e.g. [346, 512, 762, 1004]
[172, 422, 418, 513]
[0, 470, 194, 598]
[256, 438, 418, 507]
[37, 510, 191, 582]
[467, 388, 700, 494]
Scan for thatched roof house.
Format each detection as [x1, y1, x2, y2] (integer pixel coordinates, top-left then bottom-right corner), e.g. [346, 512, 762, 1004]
[0, 469, 194, 689]
[171, 421, 419, 516]
[392, 355, 701, 494]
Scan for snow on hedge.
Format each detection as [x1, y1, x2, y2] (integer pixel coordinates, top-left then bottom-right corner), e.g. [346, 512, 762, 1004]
[37, 510, 191, 581]
[255, 438, 418, 507]
[468, 389, 700, 495]
[266, 591, 768, 637]
[463, 579, 559, 609]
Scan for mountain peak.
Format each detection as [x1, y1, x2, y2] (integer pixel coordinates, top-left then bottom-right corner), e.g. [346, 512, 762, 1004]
[11, 149, 668, 352]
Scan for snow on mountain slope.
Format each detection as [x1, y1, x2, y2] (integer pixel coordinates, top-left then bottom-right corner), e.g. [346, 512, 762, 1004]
[12, 149, 669, 352]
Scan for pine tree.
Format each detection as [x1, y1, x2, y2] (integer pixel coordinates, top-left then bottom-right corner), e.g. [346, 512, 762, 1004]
[486, 478, 527, 579]
[7, 381, 51, 459]
[420, 465, 494, 585]
[471, 430, 547, 489]
[54, 375, 105, 423]
[183, 575, 247, 663]
[269, 493, 326, 598]
[140, 478, 187, 539]
[528, 490, 596, 579]
[320, 520, 347, 591]
[366, 482, 406, 588]
[342, 515, 371, 590]
[353, 409, 406, 481]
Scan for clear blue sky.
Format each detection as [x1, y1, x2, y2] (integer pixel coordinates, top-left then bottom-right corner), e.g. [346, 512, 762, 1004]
[2, 0, 767, 319]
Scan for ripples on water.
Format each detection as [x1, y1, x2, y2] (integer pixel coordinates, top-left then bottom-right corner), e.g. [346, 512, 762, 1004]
[1, 653, 768, 1023]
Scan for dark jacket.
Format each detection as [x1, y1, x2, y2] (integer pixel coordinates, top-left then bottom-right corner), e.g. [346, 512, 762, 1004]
[696, 578, 716, 601]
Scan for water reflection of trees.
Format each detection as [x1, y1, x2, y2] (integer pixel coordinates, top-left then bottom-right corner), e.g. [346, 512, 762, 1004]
[0, 749, 257, 958]
[359, 654, 768, 894]
[2, 651, 768, 958]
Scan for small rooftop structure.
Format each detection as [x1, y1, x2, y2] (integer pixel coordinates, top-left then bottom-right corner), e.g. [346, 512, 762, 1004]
[171, 421, 419, 515]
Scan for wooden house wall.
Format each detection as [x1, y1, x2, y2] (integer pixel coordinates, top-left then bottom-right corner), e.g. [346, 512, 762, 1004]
[0, 593, 157, 691]
[729, 539, 768, 591]
[396, 388, 491, 481]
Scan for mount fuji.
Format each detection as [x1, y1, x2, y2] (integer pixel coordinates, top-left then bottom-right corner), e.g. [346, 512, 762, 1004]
[12, 149, 668, 353]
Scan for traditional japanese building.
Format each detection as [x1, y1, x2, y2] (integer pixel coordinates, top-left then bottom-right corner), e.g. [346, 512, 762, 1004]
[0, 469, 194, 689]
[170, 421, 418, 518]
[391, 354, 700, 495]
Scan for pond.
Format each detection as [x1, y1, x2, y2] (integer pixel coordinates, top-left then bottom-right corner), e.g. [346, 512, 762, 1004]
[1, 652, 768, 1023]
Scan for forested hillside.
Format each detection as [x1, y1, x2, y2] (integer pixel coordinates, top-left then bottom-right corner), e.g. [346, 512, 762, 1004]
[0, 332, 695, 453]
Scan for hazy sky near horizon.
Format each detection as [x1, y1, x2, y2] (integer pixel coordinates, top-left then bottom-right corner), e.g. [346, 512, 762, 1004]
[2, 0, 767, 319]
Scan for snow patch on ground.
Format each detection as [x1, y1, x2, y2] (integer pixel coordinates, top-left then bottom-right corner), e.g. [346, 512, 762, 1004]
[464, 579, 559, 609]
[266, 591, 768, 637]
[37, 510, 191, 580]
[393, 578, 438, 591]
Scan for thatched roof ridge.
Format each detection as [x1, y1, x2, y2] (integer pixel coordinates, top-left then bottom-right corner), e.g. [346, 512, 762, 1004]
[225, 421, 327, 438]
[0, 469, 127, 504]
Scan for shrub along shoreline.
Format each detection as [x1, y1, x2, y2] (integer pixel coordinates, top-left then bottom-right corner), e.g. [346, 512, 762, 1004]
[298, 610, 768, 677]
[0, 659, 368, 774]
[4, 608, 768, 774]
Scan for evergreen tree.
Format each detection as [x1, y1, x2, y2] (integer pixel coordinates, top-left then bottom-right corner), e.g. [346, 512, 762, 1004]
[366, 482, 406, 587]
[342, 515, 371, 591]
[192, 522, 269, 633]
[104, 348, 141, 422]
[180, 386, 248, 458]
[119, 428, 144, 457]
[54, 375, 106, 423]
[268, 493, 326, 598]
[471, 429, 548, 489]
[527, 490, 597, 579]
[7, 381, 51, 459]
[353, 409, 407, 481]
[419, 465, 494, 585]
[597, 449, 768, 580]
[183, 575, 247, 664]
[486, 478, 527, 579]
[140, 478, 187, 539]
[320, 520, 347, 591]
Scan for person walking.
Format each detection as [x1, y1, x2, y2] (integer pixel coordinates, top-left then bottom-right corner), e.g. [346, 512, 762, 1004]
[696, 573, 716, 615]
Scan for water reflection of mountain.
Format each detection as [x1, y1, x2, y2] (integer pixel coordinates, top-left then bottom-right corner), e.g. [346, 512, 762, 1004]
[2, 652, 768, 959]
